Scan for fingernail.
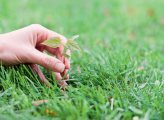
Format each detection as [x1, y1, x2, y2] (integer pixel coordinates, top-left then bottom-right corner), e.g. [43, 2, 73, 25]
[55, 62, 65, 72]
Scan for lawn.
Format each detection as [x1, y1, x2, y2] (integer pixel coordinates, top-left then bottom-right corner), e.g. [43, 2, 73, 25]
[0, 0, 164, 119]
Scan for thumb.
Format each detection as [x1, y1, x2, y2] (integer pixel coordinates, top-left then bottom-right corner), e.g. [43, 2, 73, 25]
[29, 49, 65, 73]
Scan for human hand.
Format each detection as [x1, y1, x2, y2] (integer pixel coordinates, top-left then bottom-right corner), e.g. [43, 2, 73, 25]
[0, 24, 70, 87]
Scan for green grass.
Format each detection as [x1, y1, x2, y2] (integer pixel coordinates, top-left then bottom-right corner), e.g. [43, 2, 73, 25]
[0, 0, 164, 119]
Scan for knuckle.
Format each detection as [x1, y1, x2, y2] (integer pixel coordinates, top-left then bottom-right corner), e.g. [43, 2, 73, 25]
[29, 24, 43, 31]
[30, 24, 42, 28]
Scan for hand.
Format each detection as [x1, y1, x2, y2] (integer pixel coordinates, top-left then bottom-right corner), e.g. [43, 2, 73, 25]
[0, 24, 70, 87]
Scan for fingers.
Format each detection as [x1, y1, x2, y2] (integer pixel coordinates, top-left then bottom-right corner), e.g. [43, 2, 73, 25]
[55, 73, 68, 86]
[30, 24, 67, 58]
[62, 57, 70, 79]
[29, 24, 67, 45]
[30, 63, 68, 87]
[30, 64, 50, 87]
[44, 47, 70, 69]
[30, 24, 71, 69]
[64, 57, 70, 69]
[28, 24, 70, 87]
[29, 49, 65, 73]
[61, 69, 69, 79]
[29, 49, 69, 87]
[35, 43, 69, 86]
[44, 45, 64, 60]
[44, 47, 70, 79]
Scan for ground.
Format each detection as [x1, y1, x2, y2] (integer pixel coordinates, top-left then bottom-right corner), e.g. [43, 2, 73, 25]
[0, 0, 164, 120]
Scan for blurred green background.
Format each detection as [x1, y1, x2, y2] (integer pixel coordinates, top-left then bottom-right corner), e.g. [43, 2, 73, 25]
[0, 0, 164, 119]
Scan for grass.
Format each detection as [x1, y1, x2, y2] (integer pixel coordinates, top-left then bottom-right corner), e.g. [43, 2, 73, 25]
[0, 0, 164, 119]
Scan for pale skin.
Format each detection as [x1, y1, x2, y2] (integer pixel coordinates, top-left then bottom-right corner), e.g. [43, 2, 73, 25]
[0, 24, 70, 87]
